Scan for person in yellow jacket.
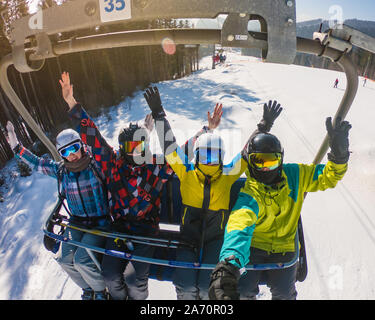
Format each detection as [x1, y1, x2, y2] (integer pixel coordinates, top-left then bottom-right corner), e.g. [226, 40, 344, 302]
[208, 116, 352, 300]
[143, 86, 282, 300]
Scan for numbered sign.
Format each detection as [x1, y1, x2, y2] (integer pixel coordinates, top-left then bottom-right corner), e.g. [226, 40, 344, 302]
[99, 0, 131, 22]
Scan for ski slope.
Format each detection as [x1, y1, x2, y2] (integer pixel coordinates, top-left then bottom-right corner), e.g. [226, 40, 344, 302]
[0, 50, 375, 300]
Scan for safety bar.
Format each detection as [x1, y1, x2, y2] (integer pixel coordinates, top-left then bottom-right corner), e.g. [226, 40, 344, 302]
[0, 54, 61, 161]
[44, 198, 299, 271]
[296, 38, 358, 164]
[43, 224, 299, 271]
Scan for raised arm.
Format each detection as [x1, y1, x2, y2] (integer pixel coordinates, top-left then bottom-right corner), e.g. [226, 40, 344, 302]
[6, 121, 59, 178]
[257, 100, 283, 133]
[144, 86, 193, 179]
[241, 100, 283, 159]
[302, 117, 351, 193]
[59, 71, 77, 110]
[182, 103, 223, 161]
[143, 87, 177, 155]
[59, 72, 115, 172]
[219, 100, 283, 179]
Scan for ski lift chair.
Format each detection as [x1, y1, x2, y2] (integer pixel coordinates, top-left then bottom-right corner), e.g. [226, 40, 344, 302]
[44, 174, 301, 284]
[149, 175, 301, 282]
[4, 0, 375, 289]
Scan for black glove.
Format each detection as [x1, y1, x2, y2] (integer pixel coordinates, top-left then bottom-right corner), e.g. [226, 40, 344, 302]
[326, 116, 352, 164]
[257, 100, 283, 132]
[208, 257, 241, 300]
[43, 234, 60, 254]
[143, 87, 166, 119]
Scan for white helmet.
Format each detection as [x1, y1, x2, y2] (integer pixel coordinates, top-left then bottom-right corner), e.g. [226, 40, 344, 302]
[194, 133, 225, 164]
[56, 129, 82, 153]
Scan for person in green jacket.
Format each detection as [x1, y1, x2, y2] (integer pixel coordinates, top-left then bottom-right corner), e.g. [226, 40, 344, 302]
[208, 116, 352, 300]
[144, 86, 282, 300]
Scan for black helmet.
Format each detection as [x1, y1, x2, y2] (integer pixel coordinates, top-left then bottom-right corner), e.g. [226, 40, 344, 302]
[246, 133, 284, 185]
[118, 123, 149, 161]
[118, 123, 148, 144]
[247, 132, 283, 154]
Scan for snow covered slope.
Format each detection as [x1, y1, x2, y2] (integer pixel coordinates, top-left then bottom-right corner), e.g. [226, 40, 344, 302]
[1, 51, 374, 300]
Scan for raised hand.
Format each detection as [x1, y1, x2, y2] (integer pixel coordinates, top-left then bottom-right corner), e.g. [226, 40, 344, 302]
[208, 103, 223, 130]
[143, 87, 166, 119]
[59, 72, 77, 109]
[6, 121, 19, 150]
[258, 100, 283, 132]
[263, 100, 282, 124]
[325, 116, 352, 164]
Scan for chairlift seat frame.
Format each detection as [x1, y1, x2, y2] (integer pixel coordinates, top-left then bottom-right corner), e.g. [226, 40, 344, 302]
[43, 176, 300, 282]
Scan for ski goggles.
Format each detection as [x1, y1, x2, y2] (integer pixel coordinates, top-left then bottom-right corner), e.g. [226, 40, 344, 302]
[195, 148, 222, 165]
[59, 142, 82, 158]
[120, 140, 145, 154]
[249, 152, 282, 171]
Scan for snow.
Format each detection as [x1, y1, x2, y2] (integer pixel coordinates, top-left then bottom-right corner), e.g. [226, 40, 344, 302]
[1, 50, 375, 300]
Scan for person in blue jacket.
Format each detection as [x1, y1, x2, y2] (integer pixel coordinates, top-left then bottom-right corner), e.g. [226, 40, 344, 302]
[6, 122, 109, 300]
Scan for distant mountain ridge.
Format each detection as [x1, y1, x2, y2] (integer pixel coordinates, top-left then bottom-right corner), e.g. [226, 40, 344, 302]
[297, 18, 375, 39]
[294, 18, 375, 80]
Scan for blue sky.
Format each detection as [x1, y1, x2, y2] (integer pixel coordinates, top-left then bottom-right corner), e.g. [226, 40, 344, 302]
[296, 0, 375, 22]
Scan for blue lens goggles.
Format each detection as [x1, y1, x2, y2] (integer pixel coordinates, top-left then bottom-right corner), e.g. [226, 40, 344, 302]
[195, 148, 222, 165]
[59, 143, 82, 158]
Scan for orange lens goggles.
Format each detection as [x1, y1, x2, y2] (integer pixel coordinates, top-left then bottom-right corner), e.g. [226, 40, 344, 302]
[120, 141, 145, 153]
[249, 152, 282, 170]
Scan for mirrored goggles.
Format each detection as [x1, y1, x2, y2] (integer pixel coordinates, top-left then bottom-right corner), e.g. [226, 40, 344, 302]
[120, 140, 145, 153]
[59, 142, 82, 158]
[249, 152, 282, 171]
[196, 148, 222, 165]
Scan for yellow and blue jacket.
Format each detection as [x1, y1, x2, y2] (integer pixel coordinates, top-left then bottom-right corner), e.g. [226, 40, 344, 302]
[156, 117, 248, 243]
[220, 161, 348, 268]
[166, 142, 248, 243]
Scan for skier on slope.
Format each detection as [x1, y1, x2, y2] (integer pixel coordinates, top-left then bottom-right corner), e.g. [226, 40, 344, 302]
[144, 86, 282, 300]
[59, 72, 223, 300]
[6, 122, 110, 300]
[334, 78, 339, 88]
[208, 117, 351, 300]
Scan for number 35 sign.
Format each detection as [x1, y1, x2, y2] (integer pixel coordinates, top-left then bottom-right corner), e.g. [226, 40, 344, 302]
[99, 0, 131, 22]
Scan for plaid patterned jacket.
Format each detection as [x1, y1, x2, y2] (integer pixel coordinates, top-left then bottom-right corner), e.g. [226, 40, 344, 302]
[68, 104, 207, 233]
[15, 146, 109, 221]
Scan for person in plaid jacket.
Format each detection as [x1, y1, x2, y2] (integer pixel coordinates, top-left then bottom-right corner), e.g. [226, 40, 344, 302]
[59, 72, 222, 300]
[6, 122, 109, 300]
